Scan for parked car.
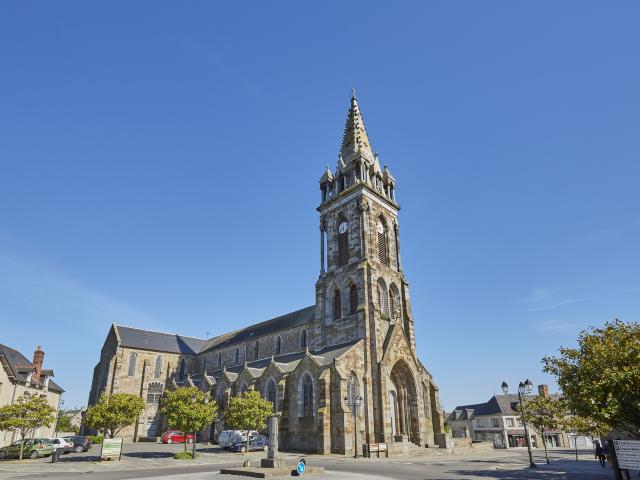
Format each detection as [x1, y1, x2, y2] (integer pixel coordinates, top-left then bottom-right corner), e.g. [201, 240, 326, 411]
[160, 430, 195, 444]
[51, 437, 74, 454]
[218, 430, 258, 449]
[63, 436, 92, 453]
[228, 434, 269, 453]
[0, 439, 55, 459]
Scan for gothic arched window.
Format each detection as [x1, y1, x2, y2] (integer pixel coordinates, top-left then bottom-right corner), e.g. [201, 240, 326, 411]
[337, 216, 349, 267]
[275, 336, 282, 355]
[235, 347, 240, 364]
[333, 289, 342, 320]
[254, 341, 259, 360]
[346, 372, 359, 406]
[265, 379, 277, 409]
[179, 359, 186, 379]
[218, 352, 222, 367]
[377, 278, 389, 317]
[128, 352, 137, 377]
[377, 218, 388, 266]
[301, 374, 314, 417]
[389, 283, 400, 320]
[300, 329, 307, 350]
[217, 382, 227, 404]
[349, 284, 358, 315]
[202, 356, 207, 373]
[154, 355, 162, 378]
[239, 382, 249, 394]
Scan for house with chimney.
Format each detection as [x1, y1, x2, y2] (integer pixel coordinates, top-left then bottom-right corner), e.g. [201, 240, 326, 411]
[0, 344, 64, 444]
[447, 384, 569, 449]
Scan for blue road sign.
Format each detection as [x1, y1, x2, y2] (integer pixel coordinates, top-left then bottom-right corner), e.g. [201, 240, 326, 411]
[297, 461, 306, 475]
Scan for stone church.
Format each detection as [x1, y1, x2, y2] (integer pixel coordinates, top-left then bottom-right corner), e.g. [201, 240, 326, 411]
[87, 93, 445, 454]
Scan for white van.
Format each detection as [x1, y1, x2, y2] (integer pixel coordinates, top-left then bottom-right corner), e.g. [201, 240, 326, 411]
[218, 430, 258, 448]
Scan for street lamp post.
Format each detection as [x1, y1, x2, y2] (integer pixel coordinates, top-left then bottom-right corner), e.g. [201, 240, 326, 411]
[346, 394, 364, 458]
[502, 380, 536, 468]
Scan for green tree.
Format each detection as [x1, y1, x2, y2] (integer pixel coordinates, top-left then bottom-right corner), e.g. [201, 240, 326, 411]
[564, 415, 609, 461]
[0, 395, 56, 461]
[543, 319, 640, 439]
[160, 387, 217, 454]
[518, 395, 566, 464]
[225, 390, 274, 453]
[85, 393, 144, 439]
[56, 411, 75, 433]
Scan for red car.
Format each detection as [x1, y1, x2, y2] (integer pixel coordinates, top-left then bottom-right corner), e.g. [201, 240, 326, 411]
[161, 430, 195, 444]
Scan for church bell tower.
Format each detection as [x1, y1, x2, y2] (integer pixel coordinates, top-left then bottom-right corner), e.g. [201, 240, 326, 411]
[314, 91, 417, 365]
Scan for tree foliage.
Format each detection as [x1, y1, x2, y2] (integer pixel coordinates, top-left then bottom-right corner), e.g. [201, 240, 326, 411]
[0, 395, 56, 461]
[518, 395, 566, 463]
[543, 319, 640, 439]
[85, 393, 144, 439]
[225, 390, 274, 452]
[160, 387, 217, 452]
[56, 411, 76, 433]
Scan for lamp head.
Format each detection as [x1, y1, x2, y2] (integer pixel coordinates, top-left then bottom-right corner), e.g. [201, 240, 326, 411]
[501, 382, 509, 395]
[524, 379, 533, 394]
[518, 382, 525, 395]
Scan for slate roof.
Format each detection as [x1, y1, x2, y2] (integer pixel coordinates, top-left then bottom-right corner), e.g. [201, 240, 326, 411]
[188, 339, 360, 386]
[114, 325, 206, 354]
[200, 305, 315, 353]
[449, 394, 539, 420]
[0, 343, 64, 393]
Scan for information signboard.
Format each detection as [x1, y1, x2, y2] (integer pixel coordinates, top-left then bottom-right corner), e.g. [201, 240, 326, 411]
[101, 438, 123, 461]
[614, 440, 640, 470]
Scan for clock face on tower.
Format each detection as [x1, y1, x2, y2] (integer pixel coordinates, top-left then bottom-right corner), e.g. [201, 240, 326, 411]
[338, 222, 348, 234]
[376, 222, 384, 234]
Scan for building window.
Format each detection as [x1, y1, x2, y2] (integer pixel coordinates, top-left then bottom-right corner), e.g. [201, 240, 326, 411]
[492, 417, 500, 427]
[349, 284, 358, 314]
[127, 352, 137, 377]
[146, 382, 163, 404]
[377, 219, 388, 265]
[254, 341, 259, 360]
[265, 379, 277, 410]
[377, 279, 389, 316]
[346, 372, 359, 406]
[179, 359, 186, 380]
[300, 329, 307, 350]
[301, 374, 314, 417]
[218, 352, 222, 367]
[235, 347, 240, 364]
[506, 418, 516, 427]
[239, 382, 249, 394]
[203, 357, 207, 373]
[337, 217, 349, 267]
[217, 382, 227, 404]
[275, 336, 282, 355]
[333, 289, 342, 320]
[154, 355, 162, 378]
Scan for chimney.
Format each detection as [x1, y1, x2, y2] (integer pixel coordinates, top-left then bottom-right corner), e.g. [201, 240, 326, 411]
[538, 384, 549, 398]
[32, 346, 44, 383]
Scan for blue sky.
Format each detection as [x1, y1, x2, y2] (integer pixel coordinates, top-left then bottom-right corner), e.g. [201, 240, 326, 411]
[1, 2, 638, 411]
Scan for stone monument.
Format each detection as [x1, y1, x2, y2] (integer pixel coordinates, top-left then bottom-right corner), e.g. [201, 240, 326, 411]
[261, 415, 286, 468]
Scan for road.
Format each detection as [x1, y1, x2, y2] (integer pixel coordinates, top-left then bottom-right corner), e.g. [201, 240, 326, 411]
[0, 443, 612, 479]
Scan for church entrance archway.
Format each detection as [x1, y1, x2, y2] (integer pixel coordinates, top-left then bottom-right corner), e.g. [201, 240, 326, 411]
[389, 360, 419, 444]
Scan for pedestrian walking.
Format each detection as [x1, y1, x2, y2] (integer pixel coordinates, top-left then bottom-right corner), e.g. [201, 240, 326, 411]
[594, 441, 606, 468]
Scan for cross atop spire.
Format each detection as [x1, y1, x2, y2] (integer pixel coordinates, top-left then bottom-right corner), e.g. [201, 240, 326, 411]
[339, 90, 373, 164]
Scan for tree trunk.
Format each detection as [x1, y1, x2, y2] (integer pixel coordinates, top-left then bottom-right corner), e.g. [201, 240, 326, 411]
[18, 441, 23, 462]
[246, 431, 250, 455]
[542, 431, 550, 464]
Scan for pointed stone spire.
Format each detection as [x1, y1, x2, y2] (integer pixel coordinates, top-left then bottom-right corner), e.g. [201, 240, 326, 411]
[339, 90, 374, 164]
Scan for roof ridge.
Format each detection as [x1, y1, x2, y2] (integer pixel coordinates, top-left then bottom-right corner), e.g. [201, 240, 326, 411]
[115, 324, 206, 341]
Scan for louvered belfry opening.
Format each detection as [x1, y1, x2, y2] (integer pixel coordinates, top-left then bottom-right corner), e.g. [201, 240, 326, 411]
[333, 289, 342, 320]
[338, 225, 349, 267]
[377, 220, 388, 265]
[349, 284, 358, 314]
[389, 292, 395, 319]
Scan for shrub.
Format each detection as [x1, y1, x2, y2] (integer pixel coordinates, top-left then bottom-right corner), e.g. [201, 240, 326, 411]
[174, 451, 199, 460]
[90, 435, 104, 444]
